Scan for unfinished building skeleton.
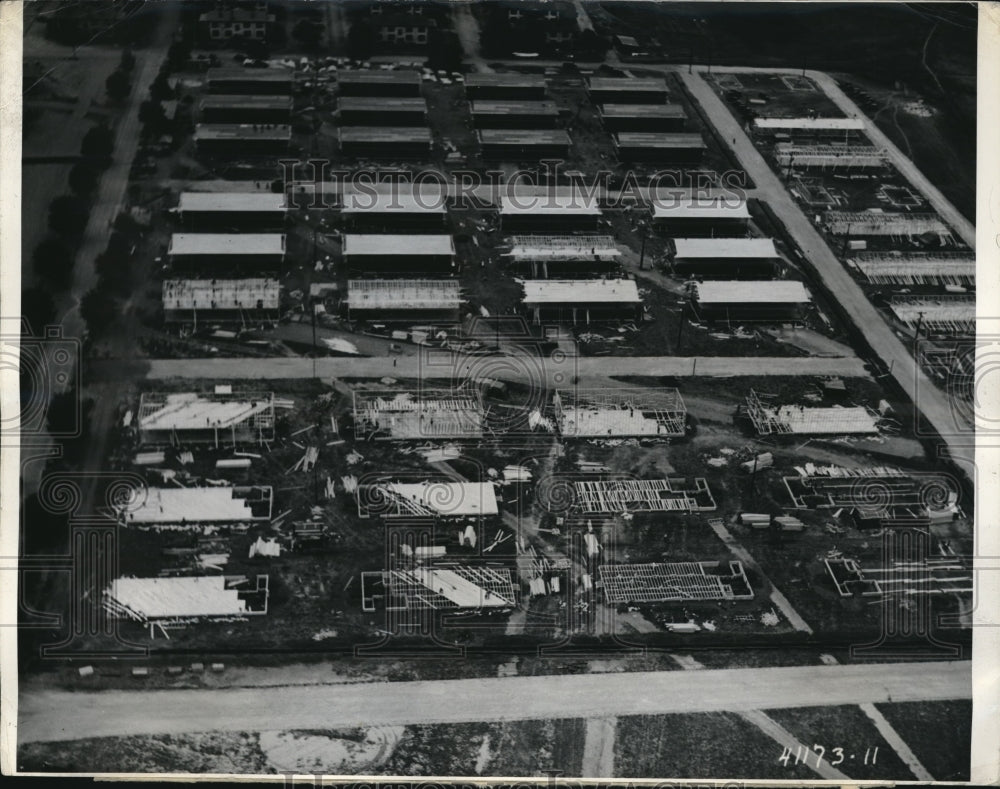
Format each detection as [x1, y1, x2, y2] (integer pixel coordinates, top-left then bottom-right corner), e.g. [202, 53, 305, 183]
[745, 389, 880, 436]
[162, 278, 280, 326]
[848, 252, 975, 287]
[889, 296, 975, 335]
[361, 565, 516, 612]
[138, 391, 275, 446]
[116, 486, 273, 525]
[774, 143, 886, 171]
[783, 465, 960, 526]
[825, 557, 971, 598]
[357, 480, 499, 519]
[105, 575, 270, 622]
[599, 561, 753, 604]
[572, 477, 715, 514]
[345, 279, 463, 323]
[353, 390, 487, 440]
[824, 211, 952, 238]
[553, 388, 686, 438]
[503, 234, 621, 278]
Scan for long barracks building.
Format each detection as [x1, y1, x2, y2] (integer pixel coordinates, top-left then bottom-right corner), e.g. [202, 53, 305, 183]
[199, 95, 292, 124]
[338, 127, 432, 158]
[337, 70, 423, 97]
[173, 192, 289, 230]
[337, 96, 428, 126]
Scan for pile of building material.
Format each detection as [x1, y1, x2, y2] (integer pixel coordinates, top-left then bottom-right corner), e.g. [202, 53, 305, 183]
[287, 446, 319, 474]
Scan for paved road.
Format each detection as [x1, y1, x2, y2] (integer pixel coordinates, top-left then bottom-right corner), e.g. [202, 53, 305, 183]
[132, 354, 870, 386]
[679, 70, 971, 473]
[19, 660, 969, 744]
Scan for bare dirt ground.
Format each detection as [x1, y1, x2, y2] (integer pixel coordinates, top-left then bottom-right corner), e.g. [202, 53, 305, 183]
[833, 72, 975, 223]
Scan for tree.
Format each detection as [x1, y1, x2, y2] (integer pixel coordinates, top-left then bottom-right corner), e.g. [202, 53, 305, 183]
[47, 391, 94, 466]
[80, 288, 120, 339]
[241, 37, 269, 62]
[149, 70, 175, 102]
[577, 29, 609, 59]
[292, 19, 322, 49]
[113, 211, 141, 237]
[347, 19, 375, 60]
[427, 29, 463, 73]
[105, 68, 131, 102]
[120, 45, 136, 73]
[32, 237, 75, 289]
[138, 99, 168, 135]
[67, 162, 99, 196]
[20, 287, 57, 335]
[166, 40, 191, 71]
[81, 124, 114, 163]
[95, 233, 132, 295]
[48, 195, 90, 239]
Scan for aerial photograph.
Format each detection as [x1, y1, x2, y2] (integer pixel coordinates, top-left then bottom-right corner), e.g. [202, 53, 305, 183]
[7, 0, 982, 780]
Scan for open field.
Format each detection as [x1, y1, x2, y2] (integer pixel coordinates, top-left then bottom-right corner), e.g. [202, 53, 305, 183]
[766, 704, 912, 780]
[615, 711, 818, 779]
[873, 699, 972, 781]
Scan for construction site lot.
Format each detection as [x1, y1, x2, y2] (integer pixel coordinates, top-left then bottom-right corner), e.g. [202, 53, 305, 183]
[707, 74, 968, 247]
[91, 375, 552, 652]
[709, 71, 846, 122]
[76, 368, 971, 657]
[835, 73, 975, 224]
[593, 375, 972, 632]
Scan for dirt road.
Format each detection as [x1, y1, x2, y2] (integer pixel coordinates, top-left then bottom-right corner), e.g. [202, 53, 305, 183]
[19, 660, 969, 744]
[127, 354, 870, 387]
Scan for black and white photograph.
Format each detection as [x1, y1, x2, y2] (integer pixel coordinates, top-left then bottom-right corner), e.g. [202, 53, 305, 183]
[1, 0, 996, 782]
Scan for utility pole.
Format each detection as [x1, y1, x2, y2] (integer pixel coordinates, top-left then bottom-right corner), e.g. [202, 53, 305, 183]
[311, 297, 318, 380]
[912, 311, 925, 357]
[840, 223, 852, 258]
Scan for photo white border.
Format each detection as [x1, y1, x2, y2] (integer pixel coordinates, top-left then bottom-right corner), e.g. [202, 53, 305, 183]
[1, 0, 997, 783]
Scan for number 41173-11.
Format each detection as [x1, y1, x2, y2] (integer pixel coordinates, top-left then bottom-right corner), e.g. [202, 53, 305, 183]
[778, 745, 879, 768]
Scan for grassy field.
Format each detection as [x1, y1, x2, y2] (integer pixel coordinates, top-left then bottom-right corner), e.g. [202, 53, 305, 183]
[18, 732, 271, 773]
[766, 703, 912, 780]
[378, 718, 584, 776]
[874, 699, 972, 781]
[615, 711, 818, 779]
